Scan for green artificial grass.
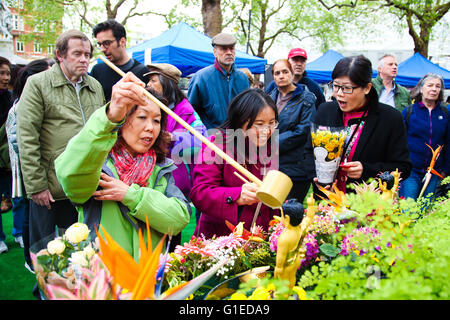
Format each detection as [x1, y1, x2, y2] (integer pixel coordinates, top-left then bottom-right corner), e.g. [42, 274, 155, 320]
[0, 210, 36, 300]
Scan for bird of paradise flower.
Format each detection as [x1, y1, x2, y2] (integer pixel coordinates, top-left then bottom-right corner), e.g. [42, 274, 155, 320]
[46, 218, 228, 300]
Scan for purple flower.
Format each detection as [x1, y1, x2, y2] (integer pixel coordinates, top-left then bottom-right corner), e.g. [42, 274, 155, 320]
[340, 227, 381, 256]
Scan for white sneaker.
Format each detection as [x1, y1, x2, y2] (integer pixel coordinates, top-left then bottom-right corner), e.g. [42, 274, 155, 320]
[0, 241, 8, 254]
[24, 262, 35, 274]
[15, 236, 24, 248]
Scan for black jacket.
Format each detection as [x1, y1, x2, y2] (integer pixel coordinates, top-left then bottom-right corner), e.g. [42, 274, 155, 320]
[269, 84, 316, 181]
[310, 100, 412, 185]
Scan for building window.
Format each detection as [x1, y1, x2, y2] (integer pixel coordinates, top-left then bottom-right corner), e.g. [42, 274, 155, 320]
[47, 44, 55, 55]
[7, 0, 24, 9]
[16, 40, 24, 52]
[34, 42, 42, 53]
[12, 14, 24, 31]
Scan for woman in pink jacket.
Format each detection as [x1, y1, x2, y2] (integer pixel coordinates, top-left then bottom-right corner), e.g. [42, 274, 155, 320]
[145, 63, 207, 200]
[190, 89, 280, 239]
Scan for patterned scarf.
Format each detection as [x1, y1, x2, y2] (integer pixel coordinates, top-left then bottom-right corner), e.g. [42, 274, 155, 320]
[109, 146, 157, 187]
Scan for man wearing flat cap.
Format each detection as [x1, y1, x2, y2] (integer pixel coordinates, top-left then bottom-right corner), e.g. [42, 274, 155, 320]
[266, 48, 325, 108]
[187, 32, 249, 129]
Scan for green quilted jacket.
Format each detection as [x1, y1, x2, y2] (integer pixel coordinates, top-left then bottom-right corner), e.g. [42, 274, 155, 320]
[372, 76, 412, 112]
[17, 63, 105, 200]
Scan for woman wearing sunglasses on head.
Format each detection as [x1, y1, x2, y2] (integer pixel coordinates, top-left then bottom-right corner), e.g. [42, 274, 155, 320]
[310, 55, 412, 193]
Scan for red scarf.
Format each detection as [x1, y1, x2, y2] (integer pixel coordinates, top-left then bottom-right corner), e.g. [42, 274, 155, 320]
[109, 146, 157, 187]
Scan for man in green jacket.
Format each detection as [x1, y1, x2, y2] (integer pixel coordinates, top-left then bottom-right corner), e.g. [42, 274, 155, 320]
[372, 54, 411, 112]
[17, 30, 105, 246]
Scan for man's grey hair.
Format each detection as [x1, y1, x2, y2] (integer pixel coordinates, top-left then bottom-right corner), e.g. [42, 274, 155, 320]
[378, 54, 396, 69]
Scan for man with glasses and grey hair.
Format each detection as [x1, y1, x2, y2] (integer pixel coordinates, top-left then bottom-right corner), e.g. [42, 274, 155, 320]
[90, 19, 149, 101]
[372, 54, 411, 111]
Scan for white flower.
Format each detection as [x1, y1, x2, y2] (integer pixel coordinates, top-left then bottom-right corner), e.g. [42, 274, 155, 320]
[83, 245, 95, 259]
[69, 251, 89, 268]
[47, 239, 66, 255]
[65, 223, 90, 244]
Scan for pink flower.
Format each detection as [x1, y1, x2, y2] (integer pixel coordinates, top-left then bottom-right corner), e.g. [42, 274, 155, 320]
[299, 234, 319, 268]
[340, 227, 380, 256]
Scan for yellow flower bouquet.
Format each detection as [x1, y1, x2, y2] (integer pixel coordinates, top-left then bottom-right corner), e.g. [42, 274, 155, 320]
[311, 124, 347, 185]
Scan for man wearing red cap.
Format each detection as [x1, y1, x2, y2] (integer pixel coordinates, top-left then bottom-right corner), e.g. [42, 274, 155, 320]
[266, 48, 325, 108]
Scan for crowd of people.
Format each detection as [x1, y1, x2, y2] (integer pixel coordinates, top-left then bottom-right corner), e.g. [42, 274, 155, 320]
[0, 19, 448, 299]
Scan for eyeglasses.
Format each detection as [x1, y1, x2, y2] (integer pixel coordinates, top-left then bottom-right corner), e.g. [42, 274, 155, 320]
[97, 39, 116, 49]
[329, 82, 359, 94]
[252, 120, 279, 131]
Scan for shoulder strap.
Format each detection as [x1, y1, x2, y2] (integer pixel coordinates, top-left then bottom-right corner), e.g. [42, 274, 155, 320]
[440, 105, 448, 118]
[405, 105, 413, 130]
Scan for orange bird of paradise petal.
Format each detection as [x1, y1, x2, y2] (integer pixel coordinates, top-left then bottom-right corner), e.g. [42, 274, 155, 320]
[425, 144, 444, 179]
[96, 224, 166, 300]
[316, 182, 348, 211]
[96, 222, 229, 300]
[96, 225, 140, 291]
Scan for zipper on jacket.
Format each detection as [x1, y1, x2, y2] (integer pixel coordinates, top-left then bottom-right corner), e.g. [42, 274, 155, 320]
[75, 85, 87, 124]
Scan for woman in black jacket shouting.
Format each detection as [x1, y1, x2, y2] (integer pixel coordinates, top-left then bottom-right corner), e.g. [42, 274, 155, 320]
[311, 55, 411, 193]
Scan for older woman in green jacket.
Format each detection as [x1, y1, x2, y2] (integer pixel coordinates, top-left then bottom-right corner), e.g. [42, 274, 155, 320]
[55, 73, 190, 260]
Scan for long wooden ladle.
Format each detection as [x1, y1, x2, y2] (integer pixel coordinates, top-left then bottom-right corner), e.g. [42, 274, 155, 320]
[99, 56, 292, 208]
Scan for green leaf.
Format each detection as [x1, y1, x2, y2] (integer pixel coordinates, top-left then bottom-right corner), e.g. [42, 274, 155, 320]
[319, 243, 341, 257]
[37, 254, 51, 265]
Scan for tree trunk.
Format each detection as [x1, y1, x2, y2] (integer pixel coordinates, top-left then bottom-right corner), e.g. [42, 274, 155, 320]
[202, 0, 222, 37]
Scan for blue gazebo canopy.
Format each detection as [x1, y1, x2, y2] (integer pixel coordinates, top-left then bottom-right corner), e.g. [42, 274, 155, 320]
[394, 53, 450, 89]
[125, 22, 267, 76]
[305, 50, 345, 84]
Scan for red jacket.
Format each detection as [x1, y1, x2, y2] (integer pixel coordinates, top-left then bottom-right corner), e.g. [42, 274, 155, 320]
[190, 135, 279, 239]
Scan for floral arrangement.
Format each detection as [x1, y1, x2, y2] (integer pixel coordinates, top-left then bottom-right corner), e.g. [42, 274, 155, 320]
[311, 127, 346, 162]
[310, 125, 347, 185]
[30, 222, 97, 298]
[34, 220, 230, 300]
[163, 225, 273, 298]
[32, 176, 450, 301]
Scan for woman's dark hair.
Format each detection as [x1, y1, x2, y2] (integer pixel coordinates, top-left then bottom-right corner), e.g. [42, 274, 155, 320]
[0, 56, 11, 70]
[332, 55, 378, 107]
[221, 88, 278, 131]
[93, 19, 126, 42]
[156, 74, 186, 106]
[115, 88, 171, 163]
[13, 59, 50, 99]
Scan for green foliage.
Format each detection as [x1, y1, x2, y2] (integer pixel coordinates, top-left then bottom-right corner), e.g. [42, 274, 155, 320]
[319, 243, 340, 258]
[19, 0, 65, 53]
[298, 195, 450, 300]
